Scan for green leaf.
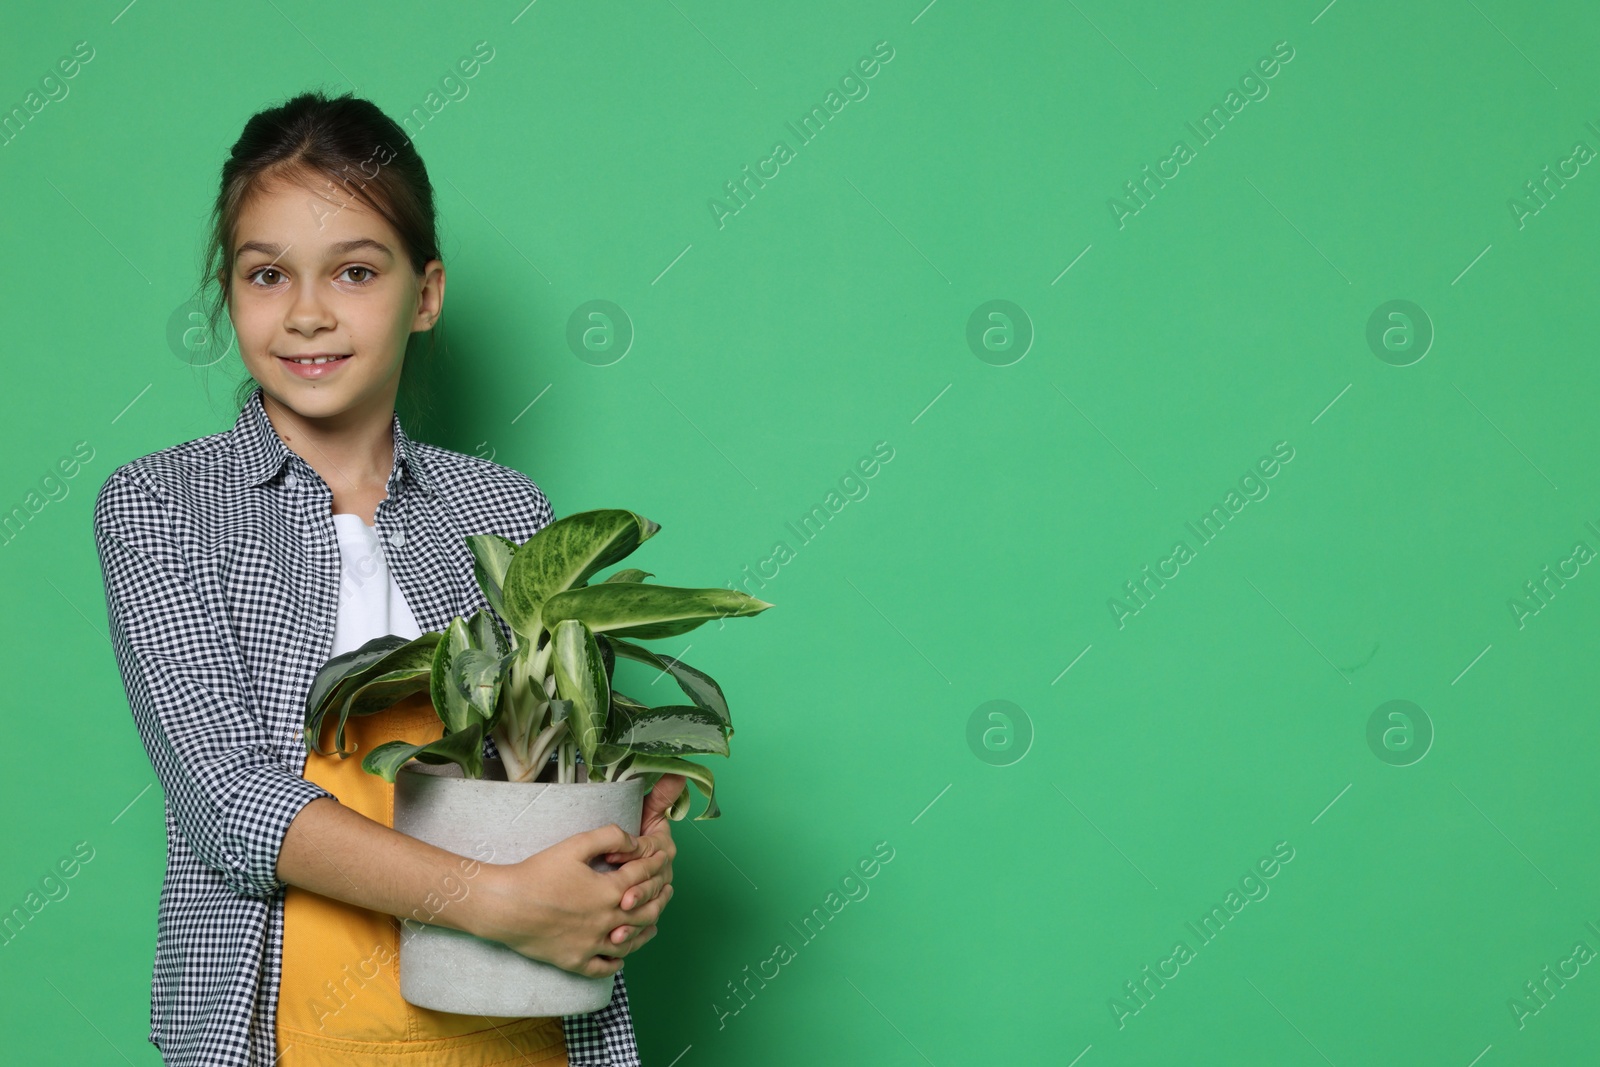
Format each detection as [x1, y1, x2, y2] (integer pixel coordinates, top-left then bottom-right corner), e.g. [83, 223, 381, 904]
[336, 672, 432, 723]
[601, 568, 654, 584]
[617, 755, 720, 821]
[603, 689, 649, 744]
[468, 607, 510, 659]
[305, 633, 439, 756]
[466, 534, 518, 620]
[611, 691, 649, 713]
[591, 742, 632, 767]
[306, 634, 408, 726]
[551, 620, 609, 768]
[603, 637, 732, 735]
[542, 583, 773, 640]
[452, 646, 506, 723]
[611, 705, 730, 757]
[500, 510, 659, 639]
[430, 618, 478, 734]
[361, 722, 488, 782]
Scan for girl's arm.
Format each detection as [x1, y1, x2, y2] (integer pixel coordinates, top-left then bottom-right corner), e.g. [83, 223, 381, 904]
[278, 797, 671, 976]
[93, 466, 337, 900]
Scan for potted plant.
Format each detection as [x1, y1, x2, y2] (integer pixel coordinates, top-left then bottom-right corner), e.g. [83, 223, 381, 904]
[302, 508, 772, 1016]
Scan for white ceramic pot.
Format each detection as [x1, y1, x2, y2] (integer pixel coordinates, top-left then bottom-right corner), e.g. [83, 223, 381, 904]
[392, 758, 648, 1017]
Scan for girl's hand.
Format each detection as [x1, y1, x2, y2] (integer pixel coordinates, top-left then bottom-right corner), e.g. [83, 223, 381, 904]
[603, 774, 685, 945]
[470, 823, 671, 978]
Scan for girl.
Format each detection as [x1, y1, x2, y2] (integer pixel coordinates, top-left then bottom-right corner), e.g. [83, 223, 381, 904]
[92, 90, 683, 1067]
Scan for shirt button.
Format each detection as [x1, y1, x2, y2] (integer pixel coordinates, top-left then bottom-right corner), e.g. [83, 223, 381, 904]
[388, 530, 405, 547]
[284, 474, 299, 489]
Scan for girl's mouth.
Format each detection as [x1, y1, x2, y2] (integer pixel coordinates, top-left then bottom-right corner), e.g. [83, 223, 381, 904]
[278, 353, 352, 379]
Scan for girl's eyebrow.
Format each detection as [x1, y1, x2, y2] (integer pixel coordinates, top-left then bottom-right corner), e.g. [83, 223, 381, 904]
[234, 238, 394, 261]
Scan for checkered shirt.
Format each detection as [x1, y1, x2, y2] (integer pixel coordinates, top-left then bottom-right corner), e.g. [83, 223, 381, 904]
[92, 386, 640, 1066]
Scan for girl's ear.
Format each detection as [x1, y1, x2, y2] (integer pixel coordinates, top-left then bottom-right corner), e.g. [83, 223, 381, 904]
[412, 259, 445, 331]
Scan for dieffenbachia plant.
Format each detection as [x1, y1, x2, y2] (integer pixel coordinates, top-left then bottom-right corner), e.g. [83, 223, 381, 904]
[302, 509, 773, 820]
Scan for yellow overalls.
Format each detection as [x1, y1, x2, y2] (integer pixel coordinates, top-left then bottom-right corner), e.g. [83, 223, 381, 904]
[277, 692, 567, 1065]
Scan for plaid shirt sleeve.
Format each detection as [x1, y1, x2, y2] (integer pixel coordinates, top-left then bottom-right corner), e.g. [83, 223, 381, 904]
[93, 464, 335, 900]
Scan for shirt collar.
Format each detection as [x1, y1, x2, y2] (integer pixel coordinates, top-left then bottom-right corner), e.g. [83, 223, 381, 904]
[232, 385, 434, 496]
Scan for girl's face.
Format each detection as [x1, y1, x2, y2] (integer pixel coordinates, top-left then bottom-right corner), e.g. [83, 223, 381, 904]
[227, 169, 443, 425]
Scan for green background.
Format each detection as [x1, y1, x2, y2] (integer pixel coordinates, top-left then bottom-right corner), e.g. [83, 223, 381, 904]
[3, 0, 1597, 1063]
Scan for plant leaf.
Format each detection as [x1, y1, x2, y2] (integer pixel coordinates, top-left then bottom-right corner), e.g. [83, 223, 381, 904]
[542, 583, 773, 640]
[500, 510, 659, 639]
[603, 637, 732, 735]
[453, 646, 506, 724]
[305, 632, 439, 756]
[591, 742, 632, 766]
[616, 755, 720, 821]
[611, 691, 649, 714]
[336, 672, 432, 722]
[601, 568, 654, 584]
[610, 705, 729, 757]
[430, 618, 478, 734]
[361, 722, 487, 782]
[466, 533, 519, 620]
[603, 689, 649, 744]
[306, 634, 408, 725]
[551, 620, 609, 769]
[468, 607, 510, 659]
[330, 667, 435, 758]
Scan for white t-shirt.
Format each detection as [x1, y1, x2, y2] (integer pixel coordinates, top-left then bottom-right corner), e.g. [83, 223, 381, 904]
[330, 512, 423, 656]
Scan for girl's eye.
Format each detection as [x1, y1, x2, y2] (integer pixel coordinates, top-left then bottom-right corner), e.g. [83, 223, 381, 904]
[244, 266, 375, 286]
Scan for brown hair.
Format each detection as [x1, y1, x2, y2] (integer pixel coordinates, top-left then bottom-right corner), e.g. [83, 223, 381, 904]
[196, 89, 444, 429]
